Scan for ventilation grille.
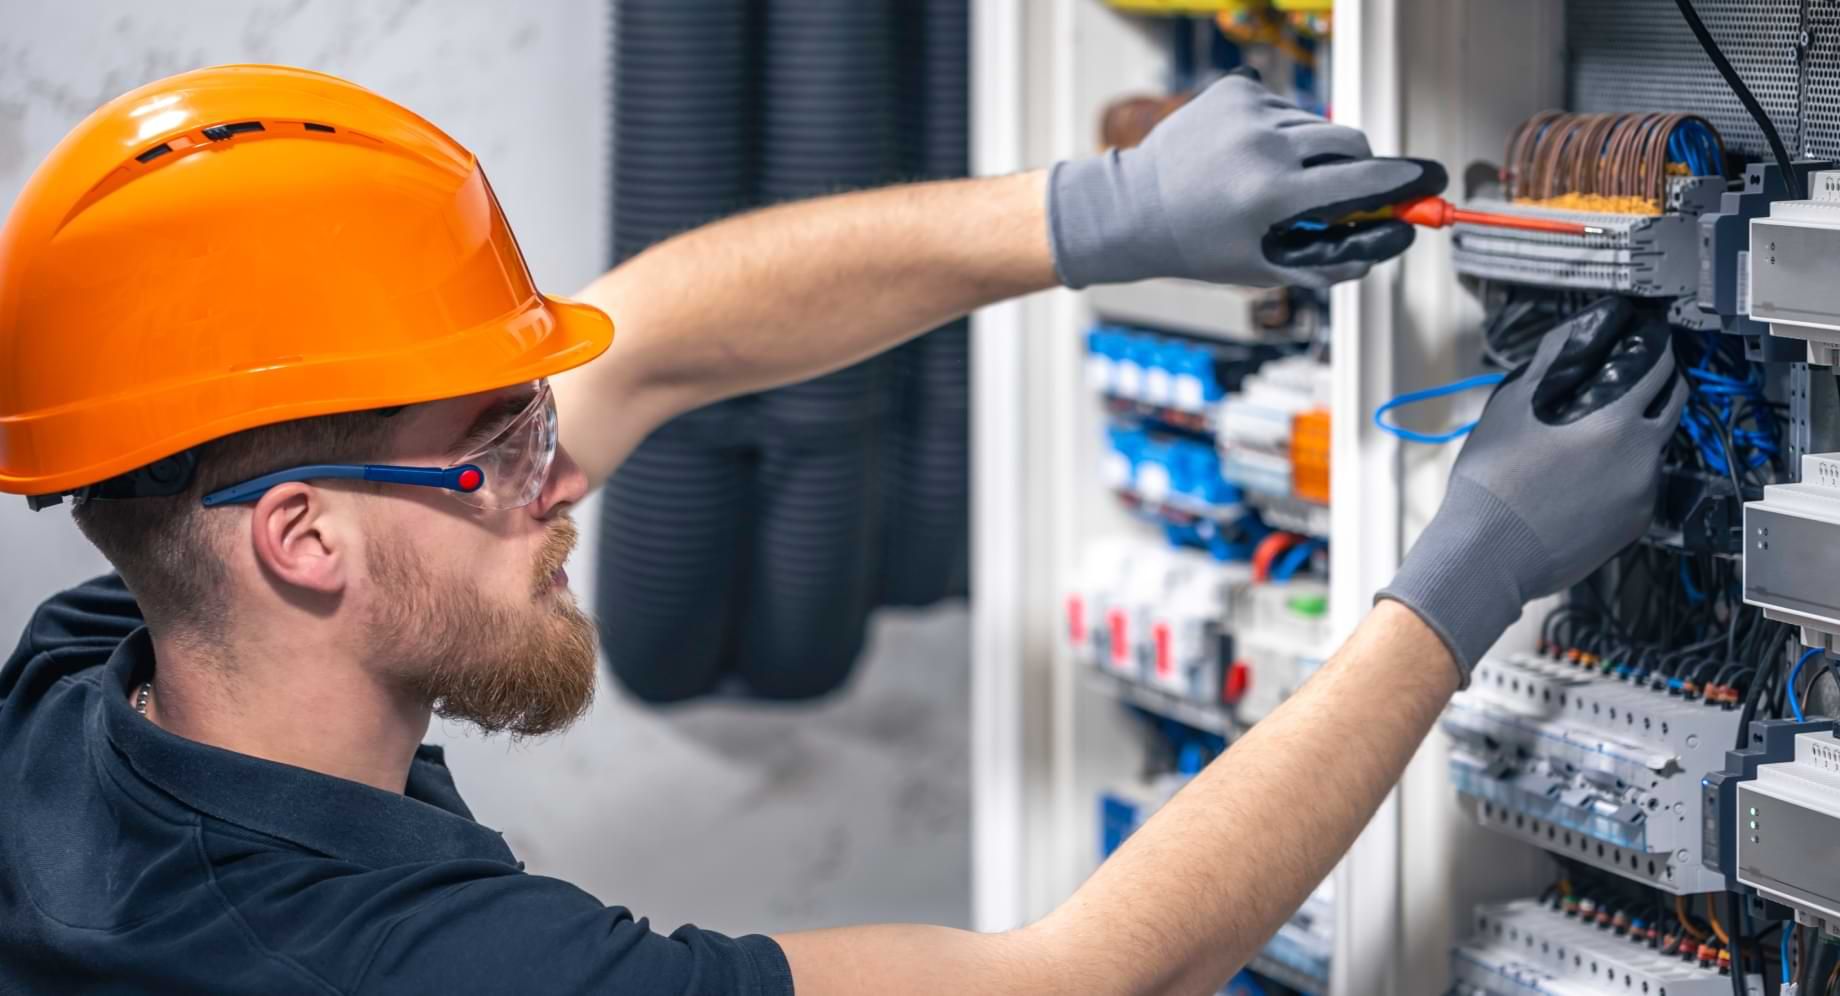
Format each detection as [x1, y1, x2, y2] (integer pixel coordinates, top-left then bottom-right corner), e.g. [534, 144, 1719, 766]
[1567, 0, 1840, 160]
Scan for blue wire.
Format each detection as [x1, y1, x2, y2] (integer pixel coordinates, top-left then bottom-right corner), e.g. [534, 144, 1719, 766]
[1679, 559, 1705, 605]
[1224, 972, 1268, 996]
[1373, 373, 1508, 445]
[1271, 540, 1318, 583]
[1677, 329, 1782, 477]
[1781, 923, 1792, 985]
[1789, 647, 1822, 723]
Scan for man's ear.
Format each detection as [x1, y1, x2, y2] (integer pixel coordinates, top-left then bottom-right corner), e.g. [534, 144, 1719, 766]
[248, 484, 349, 596]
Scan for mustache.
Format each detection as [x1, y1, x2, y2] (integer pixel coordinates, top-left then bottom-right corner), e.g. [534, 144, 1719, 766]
[533, 516, 579, 592]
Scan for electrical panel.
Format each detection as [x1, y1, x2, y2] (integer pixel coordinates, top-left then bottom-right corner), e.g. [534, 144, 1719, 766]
[1057, 8, 1338, 993]
[1444, 94, 1793, 929]
[1073, 320, 1333, 738]
[980, 1, 1840, 993]
[1429, 6, 1840, 993]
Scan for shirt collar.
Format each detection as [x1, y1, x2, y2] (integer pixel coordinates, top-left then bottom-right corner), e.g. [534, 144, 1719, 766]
[96, 628, 516, 869]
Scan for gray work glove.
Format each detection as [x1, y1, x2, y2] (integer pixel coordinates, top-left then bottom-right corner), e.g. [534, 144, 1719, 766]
[1047, 74, 1447, 289]
[1377, 298, 1688, 684]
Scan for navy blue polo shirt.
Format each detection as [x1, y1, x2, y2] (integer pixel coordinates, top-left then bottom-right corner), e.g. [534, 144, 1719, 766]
[0, 575, 795, 995]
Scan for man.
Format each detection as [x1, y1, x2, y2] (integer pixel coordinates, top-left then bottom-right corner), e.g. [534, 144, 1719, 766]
[0, 65, 1682, 994]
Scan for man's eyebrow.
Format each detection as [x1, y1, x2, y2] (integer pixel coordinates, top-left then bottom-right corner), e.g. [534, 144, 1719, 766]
[449, 390, 536, 456]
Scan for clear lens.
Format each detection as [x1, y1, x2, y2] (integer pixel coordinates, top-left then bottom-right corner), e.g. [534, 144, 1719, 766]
[450, 381, 556, 510]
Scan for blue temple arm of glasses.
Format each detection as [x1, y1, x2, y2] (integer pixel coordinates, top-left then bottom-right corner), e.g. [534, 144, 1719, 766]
[201, 464, 484, 508]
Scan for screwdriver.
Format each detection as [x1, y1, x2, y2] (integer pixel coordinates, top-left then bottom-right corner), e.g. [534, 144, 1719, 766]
[1322, 196, 1605, 236]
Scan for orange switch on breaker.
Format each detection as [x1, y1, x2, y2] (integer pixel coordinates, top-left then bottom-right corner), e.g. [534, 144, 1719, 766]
[1291, 408, 1331, 505]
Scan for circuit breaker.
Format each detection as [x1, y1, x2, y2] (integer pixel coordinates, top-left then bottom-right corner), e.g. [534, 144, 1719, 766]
[1452, 900, 1761, 996]
[1445, 653, 1743, 894]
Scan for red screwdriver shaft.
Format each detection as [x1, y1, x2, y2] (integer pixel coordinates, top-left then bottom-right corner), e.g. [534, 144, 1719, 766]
[1396, 196, 1604, 236]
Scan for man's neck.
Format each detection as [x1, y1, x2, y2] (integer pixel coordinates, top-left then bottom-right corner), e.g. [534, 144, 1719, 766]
[144, 630, 431, 794]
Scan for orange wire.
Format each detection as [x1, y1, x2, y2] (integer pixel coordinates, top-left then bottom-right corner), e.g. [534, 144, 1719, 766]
[1704, 894, 1730, 948]
[1676, 894, 1706, 941]
[1251, 532, 1300, 583]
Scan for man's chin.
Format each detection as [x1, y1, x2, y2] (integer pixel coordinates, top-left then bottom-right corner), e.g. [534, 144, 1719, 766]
[431, 613, 599, 739]
[436, 686, 595, 740]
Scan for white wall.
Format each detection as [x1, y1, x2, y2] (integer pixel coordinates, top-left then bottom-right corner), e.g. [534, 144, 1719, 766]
[0, 0, 609, 636]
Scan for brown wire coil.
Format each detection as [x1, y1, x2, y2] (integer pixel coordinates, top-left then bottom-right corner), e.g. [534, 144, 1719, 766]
[1501, 110, 1724, 213]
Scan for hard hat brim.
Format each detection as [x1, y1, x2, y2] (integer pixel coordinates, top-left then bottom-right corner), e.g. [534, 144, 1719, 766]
[0, 294, 614, 497]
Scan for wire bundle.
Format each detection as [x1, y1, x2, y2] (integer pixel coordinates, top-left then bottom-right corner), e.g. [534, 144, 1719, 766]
[1477, 285, 1599, 370]
[1502, 111, 1725, 214]
[1476, 293, 1783, 498]
[1666, 330, 1784, 493]
[1537, 547, 1793, 728]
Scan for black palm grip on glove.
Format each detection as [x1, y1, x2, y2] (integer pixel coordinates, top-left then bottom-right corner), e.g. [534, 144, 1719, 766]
[1263, 218, 1419, 270]
[1049, 76, 1443, 288]
[1500, 297, 1674, 425]
[1378, 300, 1687, 682]
[1262, 157, 1449, 270]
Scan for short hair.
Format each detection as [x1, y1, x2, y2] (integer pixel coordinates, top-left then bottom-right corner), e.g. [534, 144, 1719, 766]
[70, 409, 402, 636]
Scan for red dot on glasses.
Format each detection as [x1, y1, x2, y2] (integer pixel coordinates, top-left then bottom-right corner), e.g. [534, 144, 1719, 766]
[456, 468, 484, 492]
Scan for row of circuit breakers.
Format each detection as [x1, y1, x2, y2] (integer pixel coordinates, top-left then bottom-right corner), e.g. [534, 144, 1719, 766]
[1444, 170, 1840, 994]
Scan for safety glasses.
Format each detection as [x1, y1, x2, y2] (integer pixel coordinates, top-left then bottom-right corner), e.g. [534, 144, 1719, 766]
[201, 381, 557, 511]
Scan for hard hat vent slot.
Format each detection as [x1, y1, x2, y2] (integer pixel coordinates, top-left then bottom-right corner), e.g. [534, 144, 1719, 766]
[135, 144, 173, 164]
[202, 121, 265, 141]
[303, 122, 335, 133]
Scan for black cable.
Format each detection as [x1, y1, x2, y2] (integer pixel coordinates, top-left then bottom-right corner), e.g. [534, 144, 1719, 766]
[1740, 611, 1772, 671]
[1543, 605, 1598, 650]
[1715, 662, 1755, 692]
[1696, 400, 1750, 529]
[1799, 925, 1814, 992]
[1812, 934, 1839, 993]
[1738, 644, 1781, 748]
[1729, 893, 1748, 996]
[1579, 575, 1632, 641]
[1812, 661, 1840, 718]
[1673, 0, 1803, 200]
[1693, 657, 1727, 687]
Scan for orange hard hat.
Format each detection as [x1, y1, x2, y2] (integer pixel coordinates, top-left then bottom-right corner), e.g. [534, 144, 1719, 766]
[0, 64, 613, 498]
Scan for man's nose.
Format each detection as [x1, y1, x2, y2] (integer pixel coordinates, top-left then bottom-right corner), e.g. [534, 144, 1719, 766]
[531, 444, 589, 518]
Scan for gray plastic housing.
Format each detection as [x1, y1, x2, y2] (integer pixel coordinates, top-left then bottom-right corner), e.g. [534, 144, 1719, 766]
[1451, 180, 1721, 297]
[1444, 653, 1744, 894]
[1453, 899, 1761, 995]
[1702, 718, 1836, 885]
[1697, 162, 1836, 335]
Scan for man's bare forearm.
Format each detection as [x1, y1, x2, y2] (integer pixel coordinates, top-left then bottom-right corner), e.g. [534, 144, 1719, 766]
[776, 601, 1459, 996]
[1030, 600, 1458, 993]
[557, 171, 1055, 485]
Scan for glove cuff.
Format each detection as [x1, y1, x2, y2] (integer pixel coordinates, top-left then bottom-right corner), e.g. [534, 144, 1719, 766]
[1375, 477, 1548, 686]
[1047, 152, 1179, 289]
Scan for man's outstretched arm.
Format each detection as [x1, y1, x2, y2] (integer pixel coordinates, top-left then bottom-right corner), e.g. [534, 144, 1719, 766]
[776, 599, 1453, 996]
[556, 76, 1444, 486]
[557, 171, 1054, 485]
[775, 308, 1688, 995]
